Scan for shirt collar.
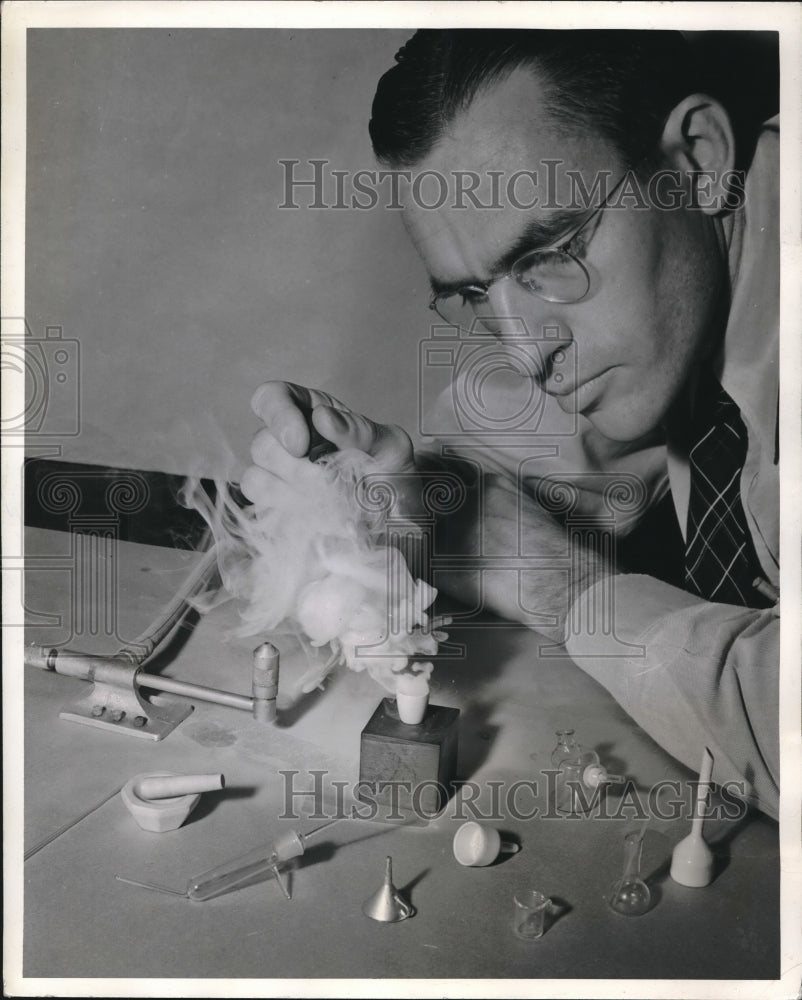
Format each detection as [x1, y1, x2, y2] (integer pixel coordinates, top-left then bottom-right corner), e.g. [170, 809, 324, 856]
[715, 117, 780, 460]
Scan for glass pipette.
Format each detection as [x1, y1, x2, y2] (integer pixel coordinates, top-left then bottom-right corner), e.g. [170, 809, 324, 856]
[116, 818, 340, 901]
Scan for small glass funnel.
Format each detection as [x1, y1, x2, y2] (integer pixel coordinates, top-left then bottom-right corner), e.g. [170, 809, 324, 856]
[607, 832, 651, 916]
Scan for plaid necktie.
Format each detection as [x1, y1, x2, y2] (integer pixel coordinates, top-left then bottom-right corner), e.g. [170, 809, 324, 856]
[684, 371, 766, 607]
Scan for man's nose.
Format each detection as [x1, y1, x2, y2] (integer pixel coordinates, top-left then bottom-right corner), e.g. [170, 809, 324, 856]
[484, 281, 574, 378]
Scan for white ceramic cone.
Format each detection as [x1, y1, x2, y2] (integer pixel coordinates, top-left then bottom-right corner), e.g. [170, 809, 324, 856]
[670, 747, 715, 887]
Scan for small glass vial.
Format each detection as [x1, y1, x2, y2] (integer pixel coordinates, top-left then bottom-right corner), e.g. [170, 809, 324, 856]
[554, 748, 624, 816]
[607, 832, 652, 916]
[550, 729, 580, 768]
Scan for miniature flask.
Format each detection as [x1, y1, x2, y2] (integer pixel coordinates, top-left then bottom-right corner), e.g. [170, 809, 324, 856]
[554, 748, 624, 815]
[550, 729, 580, 768]
[607, 832, 651, 916]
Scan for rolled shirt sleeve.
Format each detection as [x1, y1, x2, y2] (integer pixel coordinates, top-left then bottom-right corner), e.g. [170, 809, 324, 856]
[564, 573, 780, 819]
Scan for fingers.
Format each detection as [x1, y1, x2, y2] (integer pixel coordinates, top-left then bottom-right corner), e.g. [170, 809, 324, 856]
[242, 427, 325, 508]
[239, 464, 311, 510]
[250, 381, 348, 458]
[313, 404, 415, 470]
[250, 379, 414, 468]
[311, 405, 379, 454]
[248, 378, 417, 513]
[249, 426, 309, 479]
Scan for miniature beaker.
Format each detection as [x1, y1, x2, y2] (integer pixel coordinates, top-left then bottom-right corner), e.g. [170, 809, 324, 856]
[512, 890, 551, 940]
[607, 832, 651, 916]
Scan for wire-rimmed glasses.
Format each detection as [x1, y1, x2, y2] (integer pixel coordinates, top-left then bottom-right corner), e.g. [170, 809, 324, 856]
[429, 171, 630, 334]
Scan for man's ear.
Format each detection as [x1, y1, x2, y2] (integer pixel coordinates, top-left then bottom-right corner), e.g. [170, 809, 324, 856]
[658, 95, 737, 215]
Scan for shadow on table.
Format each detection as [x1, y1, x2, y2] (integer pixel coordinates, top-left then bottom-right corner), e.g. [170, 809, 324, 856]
[400, 866, 431, 906]
[547, 895, 573, 931]
[296, 816, 424, 872]
[184, 783, 258, 826]
[441, 616, 531, 693]
[642, 812, 758, 896]
[274, 682, 329, 728]
[454, 699, 499, 778]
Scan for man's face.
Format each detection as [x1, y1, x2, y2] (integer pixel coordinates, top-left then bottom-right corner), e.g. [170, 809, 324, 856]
[400, 68, 727, 442]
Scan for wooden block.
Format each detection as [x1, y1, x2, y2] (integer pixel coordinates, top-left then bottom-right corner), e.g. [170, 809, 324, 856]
[358, 698, 460, 817]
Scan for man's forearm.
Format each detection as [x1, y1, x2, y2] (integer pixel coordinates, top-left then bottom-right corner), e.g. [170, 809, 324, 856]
[423, 465, 612, 641]
[403, 458, 779, 818]
[565, 574, 780, 818]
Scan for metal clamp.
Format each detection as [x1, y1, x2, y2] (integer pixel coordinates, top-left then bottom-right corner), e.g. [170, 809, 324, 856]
[26, 643, 280, 741]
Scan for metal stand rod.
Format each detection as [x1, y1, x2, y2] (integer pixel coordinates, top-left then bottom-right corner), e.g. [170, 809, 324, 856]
[137, 672, 254, 712]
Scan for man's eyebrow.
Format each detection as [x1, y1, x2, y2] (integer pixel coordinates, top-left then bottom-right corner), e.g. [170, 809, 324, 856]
[429, 209, 587, 297]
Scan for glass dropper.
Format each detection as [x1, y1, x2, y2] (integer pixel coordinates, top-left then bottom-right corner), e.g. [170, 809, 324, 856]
[116, 818, 341, 902]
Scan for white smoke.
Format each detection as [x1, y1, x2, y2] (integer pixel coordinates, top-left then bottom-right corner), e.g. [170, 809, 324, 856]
[183, 449, 447, 696]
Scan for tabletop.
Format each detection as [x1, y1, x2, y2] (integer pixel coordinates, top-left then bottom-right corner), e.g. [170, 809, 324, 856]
[18, 527, 781, 986]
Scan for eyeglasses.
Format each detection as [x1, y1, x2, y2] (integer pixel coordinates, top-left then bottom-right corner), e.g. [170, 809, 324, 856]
[429, 170, 629, 334]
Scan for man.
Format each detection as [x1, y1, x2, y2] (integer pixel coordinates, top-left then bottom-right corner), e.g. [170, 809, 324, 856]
[242, 31, 779, 818]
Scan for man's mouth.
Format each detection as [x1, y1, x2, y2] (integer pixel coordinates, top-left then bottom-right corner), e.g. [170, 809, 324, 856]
[545, 368, 613, 410]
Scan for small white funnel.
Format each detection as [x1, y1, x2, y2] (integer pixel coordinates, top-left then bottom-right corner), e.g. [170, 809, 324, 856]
[670, 747, 715, 887]
[452, 821, 520, 867]
[362, 856, 415, 922]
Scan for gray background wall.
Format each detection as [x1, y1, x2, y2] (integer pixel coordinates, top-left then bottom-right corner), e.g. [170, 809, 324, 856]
[26, 29, 429, 476]
[24, 29, 779, 480]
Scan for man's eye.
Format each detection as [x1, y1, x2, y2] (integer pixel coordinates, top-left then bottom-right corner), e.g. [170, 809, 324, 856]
[456, 286, 487, 307]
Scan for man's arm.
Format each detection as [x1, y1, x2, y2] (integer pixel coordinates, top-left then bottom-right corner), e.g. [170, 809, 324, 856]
[433, 468, 779, 820]
[428, 467, 610, 643]
[244, 381, 779, 819]
[564, 575, 780, 820]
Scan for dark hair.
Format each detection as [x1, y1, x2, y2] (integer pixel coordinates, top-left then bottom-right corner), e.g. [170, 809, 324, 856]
[369, 29, 705, 169]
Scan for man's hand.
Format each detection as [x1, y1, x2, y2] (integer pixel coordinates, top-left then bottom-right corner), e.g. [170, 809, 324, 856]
[241, 381, 611, 645]
[240, 380, 417, 509]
